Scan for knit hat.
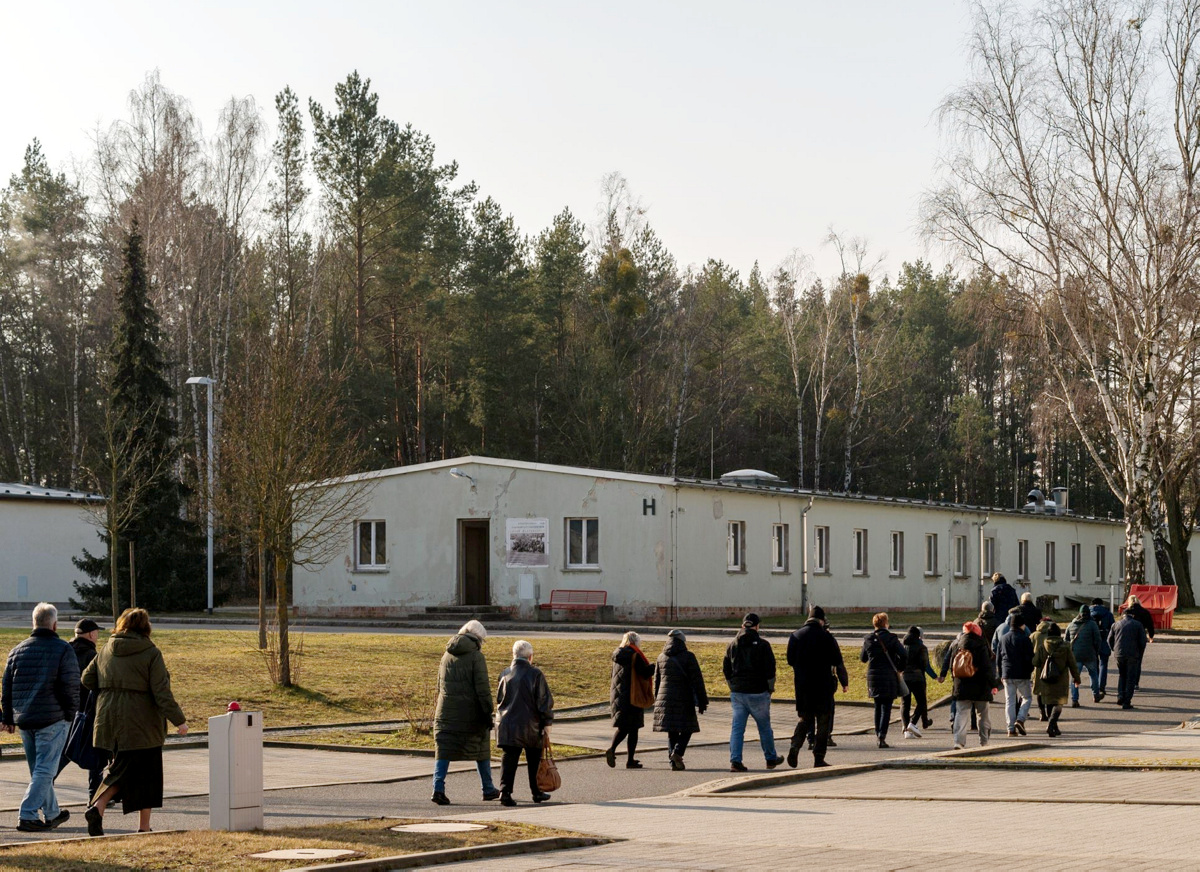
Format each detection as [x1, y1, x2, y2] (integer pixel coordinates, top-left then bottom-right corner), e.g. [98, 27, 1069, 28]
[458, 619, 487, 641]
[667, 628, 686, 641]
[963, 621, 982, 636]
[1079, 604, 1091, 616]
[742, 613, 761, 628]
[809, 605, 826, 622]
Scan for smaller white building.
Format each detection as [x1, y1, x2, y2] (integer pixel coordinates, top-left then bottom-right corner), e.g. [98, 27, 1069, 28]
[294, 457, 1131, 621]
[0, 483, 105, 607]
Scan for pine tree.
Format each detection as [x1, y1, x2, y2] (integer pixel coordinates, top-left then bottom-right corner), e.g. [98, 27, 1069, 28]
[74, 221, 207, 617]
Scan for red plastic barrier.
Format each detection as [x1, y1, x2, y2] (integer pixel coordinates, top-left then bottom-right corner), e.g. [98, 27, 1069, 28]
[1119, 584, 1178, 630]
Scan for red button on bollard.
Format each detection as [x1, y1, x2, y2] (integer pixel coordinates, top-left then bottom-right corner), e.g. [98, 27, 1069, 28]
[227, 701, 242, 712]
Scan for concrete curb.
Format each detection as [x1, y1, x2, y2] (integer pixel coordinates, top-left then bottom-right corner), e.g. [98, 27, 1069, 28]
[680, 762, 882, 796]
[0, 828, 183, 850]
[287, 835, 615, 871]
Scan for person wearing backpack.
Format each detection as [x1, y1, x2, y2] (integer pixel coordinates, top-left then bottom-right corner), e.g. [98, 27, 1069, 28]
[995, 611, 1033, 736]
[607, 631, 655, 769]
[1064, 605, 1102, 706]
[859, 613, 907, 749]
[938, 621, 995, 749]
[1032, 622, 1080, 736]
[1029, 617, 1054, 721]
[900, 627, 937, 739]
[722, 614, 784, 771]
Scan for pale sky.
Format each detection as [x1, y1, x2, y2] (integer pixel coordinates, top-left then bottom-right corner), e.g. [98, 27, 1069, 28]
[1, 0, 974, 281]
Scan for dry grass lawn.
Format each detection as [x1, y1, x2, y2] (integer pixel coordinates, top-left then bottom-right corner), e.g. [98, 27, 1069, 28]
[0, 817, 577, 871]
[270, 726, 597, 758]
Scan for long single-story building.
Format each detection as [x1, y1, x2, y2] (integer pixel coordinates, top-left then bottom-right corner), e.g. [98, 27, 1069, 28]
[293, 456, 1135, 621]
[0, 482, 105, 608]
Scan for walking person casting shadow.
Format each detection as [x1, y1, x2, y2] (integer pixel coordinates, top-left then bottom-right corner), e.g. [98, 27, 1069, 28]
[607, 631, 654, 769]
[495, 640, 554, 806]
[860, 613, 906, 749]
[652, 629, 708, 771]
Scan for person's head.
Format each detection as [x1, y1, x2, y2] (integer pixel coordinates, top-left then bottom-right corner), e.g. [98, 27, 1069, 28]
[512, 640, 533, 662]
[1078, 604, 1091, 618]
[1020, 592, 1034, 604]
[1127, 594, 1141, 607]
[1010, 612, 1026, 629]
[904, 625, 923, 644]
[741, 613, 761, 629]
[808, 605, 826, 623]
[1092, 598, 1105, 607]
[872, 612, 889, 630]
[667, 628, 686, 644]
[31, 602, 57, 631]
[74, 618, 102, 643]
[458, 619, 487, 642]
[963, 621, 982, 637]
[1048, 622, 1062, 637]
[981, 602, 995, 615]
[114, 607, 152, 637]
[621, 631, 641, 648]
[992, 573, 1007, 585]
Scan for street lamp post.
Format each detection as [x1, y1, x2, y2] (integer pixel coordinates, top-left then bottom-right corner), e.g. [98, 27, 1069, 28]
[186, 376, 215, 614]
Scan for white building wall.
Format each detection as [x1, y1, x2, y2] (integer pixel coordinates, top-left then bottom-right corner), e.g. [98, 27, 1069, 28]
[0, 499, 99, 606]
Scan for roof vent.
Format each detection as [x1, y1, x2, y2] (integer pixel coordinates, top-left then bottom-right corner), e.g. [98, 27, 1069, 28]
[718, 469, 784, 488]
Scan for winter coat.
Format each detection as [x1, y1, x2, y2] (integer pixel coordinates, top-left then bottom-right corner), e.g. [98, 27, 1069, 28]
[901, 634, 937, 685]
[432, 632, 494, 761]
[80, 632, 184, 752]
[1032, 635, 1080, 705]
[788, 619, 849, 713]
[1029, 619, 1053, 657]
[1064, 614, 1102, 664]
[652, 639, 708, 734]
[69, 636, 98, 674]
[1, 629, 79, 730]
[859, 628, 906, 700]
[996, 619, 1034, 680]
[943, 631, 996, 701]
[976, 611, 1000, 647]
[1019, 601, 1043, 633]
[723, 628, 776, 694]
[1091, 604, 1115, 656]
[611, 645, 655, 729]
[989, 581, 1020, 617]
[1124, 602, 1156, 639]
[495, 658, 554, 749]
[1109, 614, 1148, 660]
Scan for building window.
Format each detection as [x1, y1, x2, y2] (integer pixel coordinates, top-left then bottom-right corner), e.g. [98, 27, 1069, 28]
[1070, 543, 1081, 582]
[1045, 541, 1056, 581]
[566, 518, 599, 568]
[728, 521, 746, 571]
[771, 524, 789, 573]
[1017, 539, 1029, 581]
[356, 520, 387, 569]
[954, 535, 968, 577]
[924, 533, 938, 576]
[1096, 545, 1105, 582]
[853, 529, 868, 576]
[890, 532, 904, 577]
[815, 526, 830, 573]
[983, 537, 995, 577]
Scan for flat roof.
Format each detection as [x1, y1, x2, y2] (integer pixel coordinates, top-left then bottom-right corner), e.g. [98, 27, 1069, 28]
[0, 482, 104, 504]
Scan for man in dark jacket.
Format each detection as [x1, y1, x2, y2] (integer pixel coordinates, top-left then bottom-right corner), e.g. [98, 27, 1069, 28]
[1124, 596, 1156, 641]
[1018, 592, 1043, 635]
[1108, 611, 1148, 709]
[495, 640, 554, 806]
[976, 602, 999, 647]
[938, 621, 995, 748]
[1091, 598, 1115, 694]
[995, 612, 1033, 736]
[1, 603, 79, 831]
[56, 618, 106, 800]
[785, 606, 848, 769]
[989, 573, 1019, 618]
[1064, 606, 1102, 705]
[723, 614, 783, 771]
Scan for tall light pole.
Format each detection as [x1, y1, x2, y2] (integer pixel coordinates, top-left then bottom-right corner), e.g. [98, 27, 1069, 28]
[186, 376, 215, 614]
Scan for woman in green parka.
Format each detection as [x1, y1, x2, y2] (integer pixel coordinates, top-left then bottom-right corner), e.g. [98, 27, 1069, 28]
[431, 620, 498, 805]
[80, 608, 187, 837]
[1032, 622, 1081, 738]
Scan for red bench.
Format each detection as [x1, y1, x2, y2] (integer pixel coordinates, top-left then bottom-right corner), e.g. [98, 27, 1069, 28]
[539, 589, 607, 622]
[1120, 584, 1178, 629]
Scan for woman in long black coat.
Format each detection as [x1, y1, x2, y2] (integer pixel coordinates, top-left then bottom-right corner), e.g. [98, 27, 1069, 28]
[607, 631, 655, 769]
[860, 612, 907, 748]
[652, 630, 709, 770]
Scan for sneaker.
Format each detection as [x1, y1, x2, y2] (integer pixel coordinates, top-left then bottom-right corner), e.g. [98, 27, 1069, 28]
[786, 746, 799, 768]
[902, 729, 914, 739]
[953, 743, 965, 750]
[766, 756, 785, 769]
[908, 722, 923, 738]
[605, 748, 616, 768]
[482, 789, 501, 801]
[16, 819, 49, 832]
[1014, 720, 1026, 736]
[431, 791, 451, 806]
[1007, 729, 1018, 737]
[729, 761, 748, 772]
[500, 793, 516, 807]
[669, 756, 685, 771]
[85, 806, 104, 837]
[46, 810, 69, 829]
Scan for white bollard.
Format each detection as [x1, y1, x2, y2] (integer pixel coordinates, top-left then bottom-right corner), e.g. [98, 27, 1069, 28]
[941, 588, 947, 622]
[209, 708, 264, 830]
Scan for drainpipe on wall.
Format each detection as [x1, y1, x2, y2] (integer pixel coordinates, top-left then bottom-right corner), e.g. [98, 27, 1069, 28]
[800, 496, 814, 613]
[670, 483, 680, 623]
[978, 514, 989, 610]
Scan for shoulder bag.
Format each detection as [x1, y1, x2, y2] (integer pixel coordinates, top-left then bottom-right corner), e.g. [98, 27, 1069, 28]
[536, 733, 561, 792]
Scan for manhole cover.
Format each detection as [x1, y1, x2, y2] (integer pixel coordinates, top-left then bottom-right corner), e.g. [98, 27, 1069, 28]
[392, 822, 488, 833]
[248, 848, 362, 860]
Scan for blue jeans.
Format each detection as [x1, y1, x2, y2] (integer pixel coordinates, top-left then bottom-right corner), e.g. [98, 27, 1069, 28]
[432, 758, 496, 794]
[1004, 678, 1032, 729]
[1070, 659, 1100, 703]
[1098, 654, 1109, 691]
[19, 720, 69, 822]
[729, 691, 777, 763]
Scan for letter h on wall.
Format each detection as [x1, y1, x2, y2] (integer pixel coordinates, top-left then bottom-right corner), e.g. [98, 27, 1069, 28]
[643, 498, 656, 516]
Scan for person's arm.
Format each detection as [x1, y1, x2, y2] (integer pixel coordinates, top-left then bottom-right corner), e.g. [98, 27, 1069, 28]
[686, 652, 709, 712]
[832, 642, 849, 691]
[148, 650, 186, 729]
[1, 654, 13, 729]
[860, 637, 871, 664]
[924, 649, 938, 681]
[763, 642, 776, 688]
[722, 645, 734, 685]
[536, 671, 554, 728]
[55, 646, 80, 721]
[1066, 647, 1080, 685]
[473, 653, 493, 724]
[636, 652, 655, 678]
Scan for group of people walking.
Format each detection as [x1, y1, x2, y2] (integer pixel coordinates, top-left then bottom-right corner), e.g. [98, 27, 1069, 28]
[1, 604, 187, 835]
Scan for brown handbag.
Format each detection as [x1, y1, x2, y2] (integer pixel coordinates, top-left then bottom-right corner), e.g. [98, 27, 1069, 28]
[536, 734, 561, 792]
[629, 647, 655, 708]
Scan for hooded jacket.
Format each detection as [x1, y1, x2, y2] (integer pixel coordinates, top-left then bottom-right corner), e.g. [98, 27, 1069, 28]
[1064, 611, 1102, 663]
[788, 618, 849, 712]
[2, 628, 79, 730]
[943, 630, 996, 702]
[1109, 613, 1149, 660]
[996, 616, 1034, 680]
[80, 632, 184, 751]
[975, 610, 1000, 646]
[1019, 600, 1044, 633]
[433, 632, 494, 761]
[652, 637, 708, 734]
[495, 657, 554, 749]
[723, 628, 776, 694]
[1124, 601, 1156, 639]
[901, 629, 938, 684]
[989, 580, 1020, 617]
[1032, 633, 1080, 704]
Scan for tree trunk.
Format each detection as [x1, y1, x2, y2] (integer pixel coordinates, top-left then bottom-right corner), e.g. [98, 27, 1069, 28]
[110, 528, 120, 625]
[274, 550, 291, 687]
[257, 544, 268, 649]
[128, 540, 137, 609]
[1163, 479, 1196, 608]
[1123, 502, 1145, 594]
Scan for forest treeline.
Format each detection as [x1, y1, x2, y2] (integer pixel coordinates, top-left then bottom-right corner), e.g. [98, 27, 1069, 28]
[0, 71, 1122, 600]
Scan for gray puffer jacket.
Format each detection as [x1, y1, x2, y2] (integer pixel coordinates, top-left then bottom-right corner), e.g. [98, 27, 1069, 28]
[1, 628, 79, 730]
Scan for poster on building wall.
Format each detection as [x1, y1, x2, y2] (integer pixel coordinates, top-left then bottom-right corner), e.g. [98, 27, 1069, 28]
[506, 518, 549, 567]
